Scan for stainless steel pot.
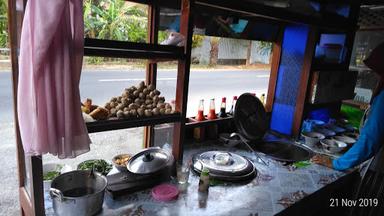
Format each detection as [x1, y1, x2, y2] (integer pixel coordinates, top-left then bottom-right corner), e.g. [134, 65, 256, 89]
[50, 170, 107, 216]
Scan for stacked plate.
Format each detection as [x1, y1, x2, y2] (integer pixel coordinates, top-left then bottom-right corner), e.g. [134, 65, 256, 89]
[192, 151, 256, 182]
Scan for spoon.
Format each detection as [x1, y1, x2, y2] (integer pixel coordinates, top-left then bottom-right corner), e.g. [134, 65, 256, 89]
[230, 133, 268, 166]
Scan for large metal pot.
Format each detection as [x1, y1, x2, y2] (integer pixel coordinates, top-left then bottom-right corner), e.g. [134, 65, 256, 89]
[50, 170, 107, 216]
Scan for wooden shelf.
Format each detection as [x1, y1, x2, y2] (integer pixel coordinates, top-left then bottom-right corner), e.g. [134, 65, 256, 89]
[87, 113, 182, 133]
[194, 0, 354, 30]
[185, 115, 233, 128]
[84, 38, 185, 60]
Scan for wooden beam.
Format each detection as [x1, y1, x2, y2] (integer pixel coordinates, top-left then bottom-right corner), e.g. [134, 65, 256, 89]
[19, 187, 33, 216]
[144, 4, 160, 148]
[292, 27, 318, 137]
[173, 0, 194, 161]
[7, 0, 33, 215]
[265, 25, 284, 112]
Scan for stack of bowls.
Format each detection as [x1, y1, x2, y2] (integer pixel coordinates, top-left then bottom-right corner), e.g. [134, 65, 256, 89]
[301, 132, 325, 148]
[320, 139, 348, 154]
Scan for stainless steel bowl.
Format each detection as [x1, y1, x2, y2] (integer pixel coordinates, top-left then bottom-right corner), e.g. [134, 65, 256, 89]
[50, 170, 107, 216]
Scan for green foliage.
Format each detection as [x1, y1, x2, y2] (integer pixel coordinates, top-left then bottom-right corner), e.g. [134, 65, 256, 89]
[0, 0, 8, 48]
[84, 0, 147, 42]
[84, 0, 148, 63]
[192, 35, 204, 48]
[255, 41, 272, 56]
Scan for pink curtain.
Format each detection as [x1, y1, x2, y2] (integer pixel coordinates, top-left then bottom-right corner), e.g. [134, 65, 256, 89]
[18, 0, 91, 158]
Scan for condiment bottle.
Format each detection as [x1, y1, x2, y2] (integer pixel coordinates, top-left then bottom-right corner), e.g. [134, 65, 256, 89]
[229, 96, 237, 115]
[260, 94, 265, 106]
[218, 97, 227, 118]
[198, 167, 210, 192]
[195, 99, 206, 121]
[207, 99, 217, 120]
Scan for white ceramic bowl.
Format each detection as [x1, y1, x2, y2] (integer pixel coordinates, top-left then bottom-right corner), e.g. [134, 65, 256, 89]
[301, 132, 325, 147]
[333, 135, 356, 146]
[313, 127, 336, 137]
[320, 139, 347, 153]
[343, 132, 359, 140]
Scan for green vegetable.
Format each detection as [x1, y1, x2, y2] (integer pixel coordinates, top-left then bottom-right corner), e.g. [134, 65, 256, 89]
[77, 159, 112, 176]
[43, 171, 60, 181]
[293, 160, 311, 168]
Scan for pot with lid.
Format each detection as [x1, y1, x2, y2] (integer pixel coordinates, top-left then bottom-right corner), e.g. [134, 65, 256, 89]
[127, 147, 173, 175]
[50, 170, 107, 216]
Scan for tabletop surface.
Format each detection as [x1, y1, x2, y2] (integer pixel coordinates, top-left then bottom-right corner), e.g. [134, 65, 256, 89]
[45, 140, 348, 216]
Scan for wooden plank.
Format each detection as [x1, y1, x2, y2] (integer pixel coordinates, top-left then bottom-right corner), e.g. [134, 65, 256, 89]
[291, 27, 318, 137]
[84, 47, 185, 60]
[185, 116, 233, 128]
[172, 0, 194, 162]
[85, 38, 183, 53]
[265, 25, 284, 112]
[19, 187, 33, 216]
[144, 4, 160, 148]
[87, 114, 181, 133]
[84, 38, 185, 60]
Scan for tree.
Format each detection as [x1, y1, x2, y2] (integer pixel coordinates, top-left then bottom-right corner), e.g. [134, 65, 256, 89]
[0, 0, 8, 48]
[209, 37, 220, 66]
[84, 0, 147, 42]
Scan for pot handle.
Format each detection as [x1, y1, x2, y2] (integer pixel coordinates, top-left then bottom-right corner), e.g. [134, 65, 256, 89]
[50, 188, 64, 202]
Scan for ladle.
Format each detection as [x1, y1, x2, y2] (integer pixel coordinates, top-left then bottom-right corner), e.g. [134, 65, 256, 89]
[230, 133, 268, 166]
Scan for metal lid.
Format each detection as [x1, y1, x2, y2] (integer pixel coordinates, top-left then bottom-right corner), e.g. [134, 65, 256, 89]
[192, 151, 255, 177]
[127, 147, 170, 175]
[234, 93, 268, 141]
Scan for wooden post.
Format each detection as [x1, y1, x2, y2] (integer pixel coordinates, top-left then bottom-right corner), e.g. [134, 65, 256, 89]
[8, 0, 45, 215]
[144, 4, 159, 148]
[265, 25, 284, 112]
[291, 27, 318, 137]
[173, 0, 194, 161]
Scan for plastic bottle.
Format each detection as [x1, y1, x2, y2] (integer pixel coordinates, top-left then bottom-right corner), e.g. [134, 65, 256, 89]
[196, 99, 206, 121]
[218, 97, 227, 118]
[198, 167, 210, 192]
[260, 94, 265, 106]
[229, 96, 237, 115]
[207, 99, 217, 120]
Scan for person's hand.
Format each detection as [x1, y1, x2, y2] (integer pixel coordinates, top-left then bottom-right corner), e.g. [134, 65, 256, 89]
[310, 154, 333, 169]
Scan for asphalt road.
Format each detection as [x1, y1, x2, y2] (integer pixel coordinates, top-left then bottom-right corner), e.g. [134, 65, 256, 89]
[1, 69, 270, 122]
[0, 68, 269, 215]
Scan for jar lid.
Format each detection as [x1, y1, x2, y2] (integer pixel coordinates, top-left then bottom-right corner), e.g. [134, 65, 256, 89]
[152, 184, 179, 201]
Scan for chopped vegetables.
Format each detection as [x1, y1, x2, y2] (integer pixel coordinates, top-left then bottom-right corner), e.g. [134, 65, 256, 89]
[77, 159, 112, 176]
[43, 171, 60, 181]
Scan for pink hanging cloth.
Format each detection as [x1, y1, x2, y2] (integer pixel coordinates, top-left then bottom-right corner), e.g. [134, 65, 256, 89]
[18, 0, 91, 158]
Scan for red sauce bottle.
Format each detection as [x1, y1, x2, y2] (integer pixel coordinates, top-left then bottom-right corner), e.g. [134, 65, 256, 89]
[195, 99, 206, 121]
[207, 99, 217, 120]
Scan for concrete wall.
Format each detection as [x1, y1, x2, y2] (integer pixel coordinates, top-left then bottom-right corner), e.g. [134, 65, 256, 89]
[191, 37, 271, 65]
